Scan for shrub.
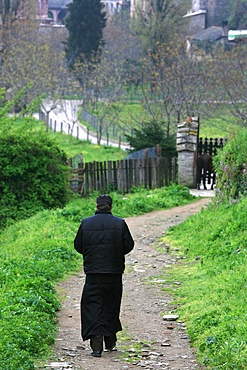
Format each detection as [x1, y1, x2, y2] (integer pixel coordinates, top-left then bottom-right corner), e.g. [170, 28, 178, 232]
[214, 129, 247, 202]
[0, 121, 71, 228]
[125, 120, 177, 157]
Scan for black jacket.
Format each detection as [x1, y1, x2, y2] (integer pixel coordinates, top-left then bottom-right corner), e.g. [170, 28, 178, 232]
[74, 210, 134, 275]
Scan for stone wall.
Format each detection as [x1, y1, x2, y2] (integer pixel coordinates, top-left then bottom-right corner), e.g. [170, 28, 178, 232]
[185, 11, 207, 35]
[176, 116, 199, 188]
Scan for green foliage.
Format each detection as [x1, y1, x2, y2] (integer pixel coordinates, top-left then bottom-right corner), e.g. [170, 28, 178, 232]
[125, 120, 177, 156]
[0, 118, 71, 228]
[161, 134, 177, 157]
[228, 0, 247, 29]
[163, 198, 247, 368]
[0, 209, 80, 369]
[10, 115, 126, 161]
[110, 184, 194, 217]
[49, 130, 126, 162]
[61, 184, 195, 219]
[125, 120, 164, 149]
[65, 0, 106, 69]
[0, 185, 195, 368]
[201, 113, 239, 138]
[213, 129, 247, 201]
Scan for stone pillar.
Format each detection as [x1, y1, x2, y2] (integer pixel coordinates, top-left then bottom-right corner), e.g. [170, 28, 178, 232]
[176, 116, 199, 188]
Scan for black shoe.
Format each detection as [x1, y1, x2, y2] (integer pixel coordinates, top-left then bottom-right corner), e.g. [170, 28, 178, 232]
[90, 334, 103, 355]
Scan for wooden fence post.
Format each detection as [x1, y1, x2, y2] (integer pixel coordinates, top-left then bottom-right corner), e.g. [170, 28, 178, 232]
[117, 160, 124, 192]
[78, 162, 84, 195]
[68, 153, 178, 196]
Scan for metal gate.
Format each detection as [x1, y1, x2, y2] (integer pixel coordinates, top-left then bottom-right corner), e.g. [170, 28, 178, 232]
[196, 138, 227, 189]
[198, 137, 227, 156]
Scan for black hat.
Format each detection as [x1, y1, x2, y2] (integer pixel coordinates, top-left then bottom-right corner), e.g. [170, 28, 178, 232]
[96, 194, 112, 206]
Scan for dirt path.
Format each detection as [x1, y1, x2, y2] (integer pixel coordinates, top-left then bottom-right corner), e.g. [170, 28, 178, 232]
[43, 197, 212, 370]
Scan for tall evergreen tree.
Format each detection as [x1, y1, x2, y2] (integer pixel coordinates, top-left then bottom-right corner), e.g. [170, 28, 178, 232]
[65, 0, 106, 69]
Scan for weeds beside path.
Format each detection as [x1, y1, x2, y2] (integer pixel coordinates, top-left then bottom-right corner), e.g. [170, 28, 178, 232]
[43, 197, 211, 370]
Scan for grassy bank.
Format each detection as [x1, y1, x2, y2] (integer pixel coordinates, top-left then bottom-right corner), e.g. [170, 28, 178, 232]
[48, 130, 126, 161]
[0, 185, 195, 370]
[162, 198, 247, 369]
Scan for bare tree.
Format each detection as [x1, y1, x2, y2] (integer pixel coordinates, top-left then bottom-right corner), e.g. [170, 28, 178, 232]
[70, 12, 144, 146]
[130, 0, 190, 55]
[0, 21, 82, 129]
[130, 39, 215, 136]
[210, 43, 247, 126]
[72, 52, 128, 145]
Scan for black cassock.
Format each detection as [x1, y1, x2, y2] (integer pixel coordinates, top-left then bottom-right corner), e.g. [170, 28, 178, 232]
[81, 275, 123, 340]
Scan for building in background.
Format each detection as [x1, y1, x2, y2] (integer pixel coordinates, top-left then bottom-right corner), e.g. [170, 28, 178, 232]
[183, 0, 230, 35]
[40, 0, 129, 26]
[130, 0, 231, 35]
[45, 0, 70, 25]
[0, 0, 233, 31]
[103, 0, 130, 16]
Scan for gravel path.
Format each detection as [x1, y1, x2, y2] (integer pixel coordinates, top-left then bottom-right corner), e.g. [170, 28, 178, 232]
[43, 197, 212, 370]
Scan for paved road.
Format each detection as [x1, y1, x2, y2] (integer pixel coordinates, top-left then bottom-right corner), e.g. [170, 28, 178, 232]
[38, 100, 130, 151]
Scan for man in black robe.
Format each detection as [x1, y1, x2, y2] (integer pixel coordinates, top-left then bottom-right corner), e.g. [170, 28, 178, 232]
[74, 194, 135, 357]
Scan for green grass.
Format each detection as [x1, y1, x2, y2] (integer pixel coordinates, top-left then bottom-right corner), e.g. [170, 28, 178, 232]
[0, 209, 80, 370]
[80, 101, 242, 140]
[162, 198, 247, 369]
[0, 184, 196, 370]
[81, 101, 146, 123]
[7, 115, 127, 161]
[49, 130, 126, 161]
[200, 116, 239, 138]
